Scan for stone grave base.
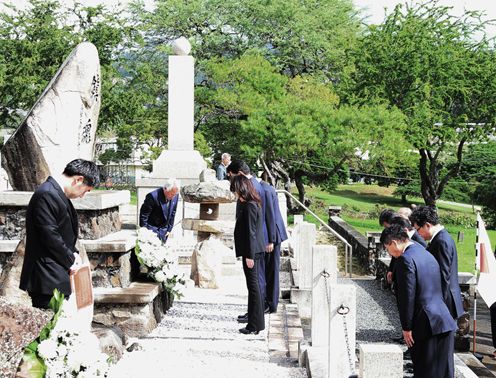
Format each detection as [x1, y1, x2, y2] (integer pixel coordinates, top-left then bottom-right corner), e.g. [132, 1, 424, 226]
[93, 282, 172, 338]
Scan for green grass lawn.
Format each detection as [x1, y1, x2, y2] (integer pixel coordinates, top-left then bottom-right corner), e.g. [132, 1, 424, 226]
[295, 184, 496, 273]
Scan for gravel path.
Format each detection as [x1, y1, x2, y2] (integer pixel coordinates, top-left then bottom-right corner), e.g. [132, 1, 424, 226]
[110, 265, 307, 378]
[338, 277, 414, 377]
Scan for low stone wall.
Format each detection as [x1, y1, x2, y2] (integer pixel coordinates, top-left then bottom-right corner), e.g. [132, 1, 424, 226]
[93, 290, 173, 338]
[328, 216, 373, 273]
[90, 252, 132, 288]
[0, 206, 121, 240]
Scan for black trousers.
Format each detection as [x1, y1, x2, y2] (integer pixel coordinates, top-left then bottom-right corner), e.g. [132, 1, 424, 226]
[410, 331, 454, 378]
[29, 292, 69, 309]
[491, 302, 496, 349]
[255, 252, 266, 308]
[264, 243, 281, 312]
[243, 254, 265, 332]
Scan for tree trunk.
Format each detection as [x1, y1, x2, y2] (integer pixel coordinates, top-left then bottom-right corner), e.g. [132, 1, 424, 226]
[294, 170, 307, 207]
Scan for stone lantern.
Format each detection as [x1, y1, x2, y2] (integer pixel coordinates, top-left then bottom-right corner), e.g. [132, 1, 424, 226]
[180, 169, 237, 288]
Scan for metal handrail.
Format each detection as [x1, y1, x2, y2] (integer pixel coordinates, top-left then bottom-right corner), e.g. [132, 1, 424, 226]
[276, 190, 353, 278]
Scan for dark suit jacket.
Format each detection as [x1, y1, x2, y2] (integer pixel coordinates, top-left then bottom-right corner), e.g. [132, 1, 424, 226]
[19, 177, 78, 296]
[234, 201, 265, 259]
[388, 230, 427, 274]
[396, 242, 457, 341]
[139, 188, 178, 242]
[427, 228, 464, 319]
[235, 177, 268, 245]
[261, 181, 288, 245]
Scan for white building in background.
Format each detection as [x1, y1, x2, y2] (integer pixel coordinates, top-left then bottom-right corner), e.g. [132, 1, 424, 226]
[94, 137, 153, 186]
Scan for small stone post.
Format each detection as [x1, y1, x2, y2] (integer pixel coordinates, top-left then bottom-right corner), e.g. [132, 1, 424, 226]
[311, 245, 337, 347]
[329, 284, 356, 378]
[359, 344, 403, 378]
[294, 214, 304, 224]
[298, 222, 317, 290]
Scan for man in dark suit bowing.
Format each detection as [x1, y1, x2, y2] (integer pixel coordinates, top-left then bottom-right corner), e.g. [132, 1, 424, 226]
[19, 159, 99, 309]
[139, 178, 180, 243]
[381, 224, 457, 377]
[411, 205, 464, 320]
[261, 181, 288, 314]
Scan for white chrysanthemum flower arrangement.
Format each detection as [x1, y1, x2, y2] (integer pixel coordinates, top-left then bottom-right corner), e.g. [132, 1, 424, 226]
[23, 290, 110, 377]
[135, 227, 185, 299]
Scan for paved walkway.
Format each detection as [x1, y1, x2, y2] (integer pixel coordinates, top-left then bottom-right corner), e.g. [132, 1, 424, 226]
[109, 263, 307, 378]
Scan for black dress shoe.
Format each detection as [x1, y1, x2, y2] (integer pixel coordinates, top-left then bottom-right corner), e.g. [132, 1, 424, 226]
[237, 317, 248, 324]
[239, 327, 259, 335]
[391, 335, 404, 343]
[237, 313, 248, 320]
[264, 307, 270, 314]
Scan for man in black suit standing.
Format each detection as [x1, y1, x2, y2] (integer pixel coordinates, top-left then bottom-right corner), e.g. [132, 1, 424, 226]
[411, 205, 464, 320]
[139, 178, 180, 243]
[19, 159, 99, 309]
[381, 225, 457, 377]
[260, 181, 288, 314]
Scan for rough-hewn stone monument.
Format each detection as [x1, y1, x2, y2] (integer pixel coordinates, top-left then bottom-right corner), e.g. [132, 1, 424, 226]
[2, 42, 100, 191]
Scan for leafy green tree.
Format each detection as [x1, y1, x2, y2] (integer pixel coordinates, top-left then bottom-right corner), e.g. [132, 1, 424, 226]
[201, 52, 409, 204]
[133, 0, 360, 79]
[0, 0, 137, 130]
[348, 2, 496, 206]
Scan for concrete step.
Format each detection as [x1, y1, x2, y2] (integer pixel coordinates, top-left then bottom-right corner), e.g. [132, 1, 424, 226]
[93, 282, 160, 304]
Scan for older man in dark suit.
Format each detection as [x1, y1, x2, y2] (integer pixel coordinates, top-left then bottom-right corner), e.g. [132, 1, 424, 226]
[381, 224, 457, 377]
[19, 159, 99, 309]
[261, 181, 288, 314]
[139, 178, 180, 243]
[411, 205, 464, 320]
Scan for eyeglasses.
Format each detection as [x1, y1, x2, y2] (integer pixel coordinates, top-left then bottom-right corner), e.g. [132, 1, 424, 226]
[414, 224, 423, 232]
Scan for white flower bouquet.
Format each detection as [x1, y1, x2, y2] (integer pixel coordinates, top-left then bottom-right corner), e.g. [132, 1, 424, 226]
[23, 290, 110, 377]
[135, 227, 185, 299]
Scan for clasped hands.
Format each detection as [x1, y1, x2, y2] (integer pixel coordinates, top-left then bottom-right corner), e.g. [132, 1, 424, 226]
[69, 252, 82, 274]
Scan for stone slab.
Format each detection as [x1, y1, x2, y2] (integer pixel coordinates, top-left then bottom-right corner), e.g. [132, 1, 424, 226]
[0, 190, 130, 210]
[82, 229, 137, 253]
[0, 230, 137, 254]
[458, 272, 477, 285]
[359, 343, 403, 378]
[146, 150, 207, 183]
[0, 240, 19, 253]
[93, 282, 161, 304]
[72, 190, 130, 210]
[456, 353, 494, 378]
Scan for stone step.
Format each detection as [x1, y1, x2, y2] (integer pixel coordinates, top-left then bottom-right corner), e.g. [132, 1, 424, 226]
[93, 282, 160, 304]
[0, 229, 138, 254]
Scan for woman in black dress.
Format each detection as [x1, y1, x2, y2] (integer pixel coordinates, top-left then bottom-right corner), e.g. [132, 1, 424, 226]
[231, 175, 265, 334]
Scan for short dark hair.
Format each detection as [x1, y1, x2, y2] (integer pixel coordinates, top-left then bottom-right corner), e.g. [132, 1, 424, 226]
[410, 205, 439, 227]
[380, 224, 409, 245]
[390, 216, 413, 230]
[226, 160, 251, 175]
[63, 159, 100, 187]
[379, 208, 397, 227]
[230, 175, 261, 205]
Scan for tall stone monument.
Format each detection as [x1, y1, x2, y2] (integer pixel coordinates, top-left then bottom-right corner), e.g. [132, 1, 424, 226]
[136, 37, 207, 237]
[2, 42, 100, 191]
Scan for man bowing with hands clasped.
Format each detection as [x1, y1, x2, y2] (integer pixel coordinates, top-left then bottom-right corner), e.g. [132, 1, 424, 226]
[20, 159, 99, 309]
[381, 224, 457, 378]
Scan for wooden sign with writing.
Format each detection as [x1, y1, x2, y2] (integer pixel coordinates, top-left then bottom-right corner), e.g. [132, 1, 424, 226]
[70, 266, 93, 309]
